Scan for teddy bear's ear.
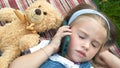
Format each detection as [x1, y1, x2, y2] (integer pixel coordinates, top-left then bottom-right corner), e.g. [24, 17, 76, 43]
[14, 10, 26, 23]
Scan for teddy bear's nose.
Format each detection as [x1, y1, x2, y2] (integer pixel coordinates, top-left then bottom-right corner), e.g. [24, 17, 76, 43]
[35, 9, 41, 15]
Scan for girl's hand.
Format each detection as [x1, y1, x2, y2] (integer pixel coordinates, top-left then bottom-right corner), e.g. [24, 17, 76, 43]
[50, 26, 72, 53]
[96, 50, 109, 65]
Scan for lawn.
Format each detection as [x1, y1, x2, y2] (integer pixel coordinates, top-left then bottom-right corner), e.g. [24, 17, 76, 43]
[93, 0, 120, 47]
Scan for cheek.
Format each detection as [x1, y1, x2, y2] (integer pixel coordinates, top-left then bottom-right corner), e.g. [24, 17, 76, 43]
[68, 40, 76, 50]
[70, 33, 80, 45]
[69, 38, 80, 50]
[88, 48, 100, 59]
[67, 38, 79, 52]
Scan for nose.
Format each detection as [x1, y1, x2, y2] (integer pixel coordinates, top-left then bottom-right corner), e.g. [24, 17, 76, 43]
[35, 9, 41, 15]
[81, 41, 90, 51]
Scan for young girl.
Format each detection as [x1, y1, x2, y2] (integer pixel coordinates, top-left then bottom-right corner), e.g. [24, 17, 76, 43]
[9, 4, 116, 68]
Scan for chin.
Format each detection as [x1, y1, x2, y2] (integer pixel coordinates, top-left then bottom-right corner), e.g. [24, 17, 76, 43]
[71, 57, 82, 63]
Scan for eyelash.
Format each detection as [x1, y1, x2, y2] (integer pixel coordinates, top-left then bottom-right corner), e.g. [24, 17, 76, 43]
[79, 35, 85, 39]
[91, 42, 99, 48]
[91, 43, 96, 47]
[78, 33, 99, 48]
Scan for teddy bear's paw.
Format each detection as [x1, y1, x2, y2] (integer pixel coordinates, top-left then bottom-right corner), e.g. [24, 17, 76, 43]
[0, 64, 8, 68]
[19, 34, 40, 52]
[0, 57, 9, 68]
[26, 26, 34, 30]
[26, 23, 35, 30]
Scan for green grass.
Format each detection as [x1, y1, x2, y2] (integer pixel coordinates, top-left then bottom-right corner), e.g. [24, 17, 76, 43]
[93, 0, 120, 46]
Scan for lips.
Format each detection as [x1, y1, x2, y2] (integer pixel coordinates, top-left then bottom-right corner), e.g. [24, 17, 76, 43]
[76, 50, 86, 57]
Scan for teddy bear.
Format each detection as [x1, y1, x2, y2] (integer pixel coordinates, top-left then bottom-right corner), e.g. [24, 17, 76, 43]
[0, 0, 62, 68]
[0, 7, 19, 27]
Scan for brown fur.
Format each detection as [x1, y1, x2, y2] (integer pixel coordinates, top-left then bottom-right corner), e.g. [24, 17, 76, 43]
[0, 0, 62, 68]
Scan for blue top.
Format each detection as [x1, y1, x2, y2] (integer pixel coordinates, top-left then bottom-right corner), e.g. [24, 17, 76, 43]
[39, 59, 92, 68]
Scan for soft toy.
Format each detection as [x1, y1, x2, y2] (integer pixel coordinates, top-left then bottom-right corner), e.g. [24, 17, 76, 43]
[0, 8, 19, 27]
[0, 0, 62, 68]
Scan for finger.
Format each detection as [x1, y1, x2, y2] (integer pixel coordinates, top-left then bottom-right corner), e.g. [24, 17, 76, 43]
[60, 25, 70, 28]
[63, 29, 72, 33]
[58, 26, 70, 31]
[62, 32, 72, 37]
[59, 26, 72, 32]
[95, 56, 106, 66]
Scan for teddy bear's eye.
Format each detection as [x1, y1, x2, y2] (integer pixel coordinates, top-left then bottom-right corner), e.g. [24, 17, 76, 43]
[38, 5, 41, 8]
[43, 12, 47, 15]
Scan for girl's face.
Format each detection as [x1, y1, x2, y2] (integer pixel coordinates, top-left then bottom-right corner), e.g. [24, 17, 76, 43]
[66, 16, 107, 63]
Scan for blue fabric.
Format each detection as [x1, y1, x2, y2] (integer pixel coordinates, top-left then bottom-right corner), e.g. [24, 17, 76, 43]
[80, 62, 92, 68]
[39, 59, 91, 68]
[39, 59, 65, 68]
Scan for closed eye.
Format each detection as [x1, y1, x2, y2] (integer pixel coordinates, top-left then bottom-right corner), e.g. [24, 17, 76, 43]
[78, 32, 86, 39]
[77, 30, 87, 40]
[79, 35, 85, 39]
[91, 41, 100, 48]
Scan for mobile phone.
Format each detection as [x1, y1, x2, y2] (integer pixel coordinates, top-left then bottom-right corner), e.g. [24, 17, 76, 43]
[60, 36, 70, 56]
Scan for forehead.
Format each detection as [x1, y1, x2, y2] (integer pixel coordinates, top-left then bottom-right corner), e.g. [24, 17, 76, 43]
[71, 16, 107, 44]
